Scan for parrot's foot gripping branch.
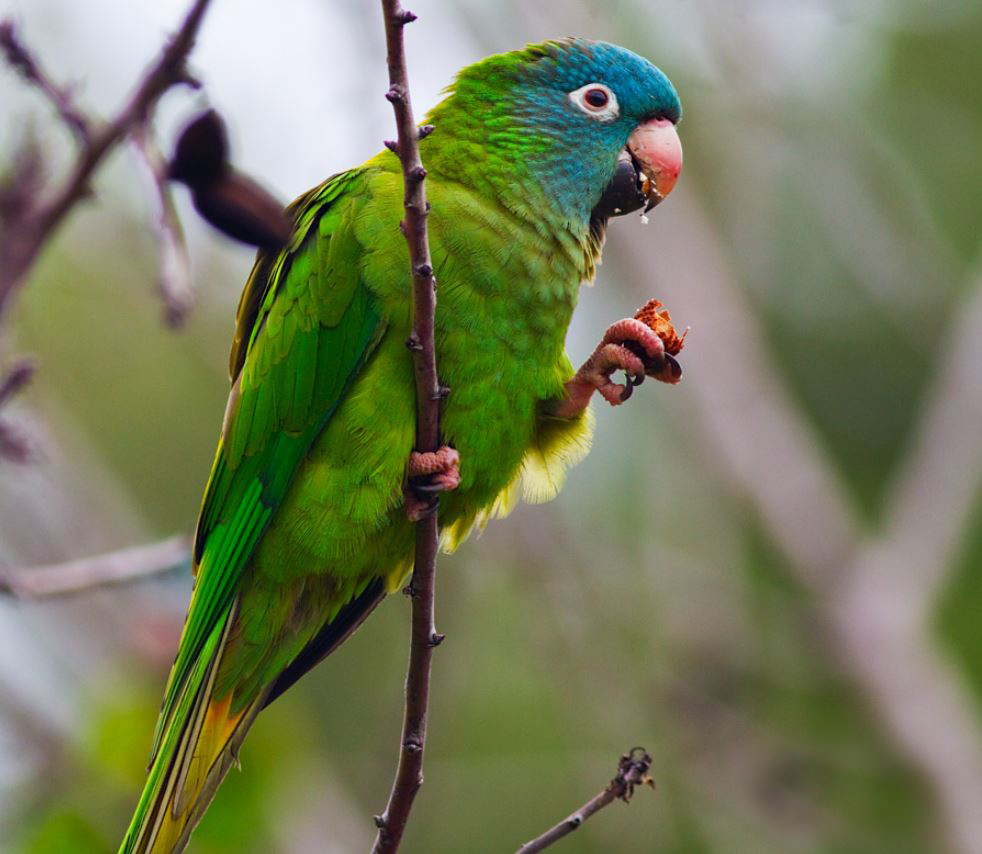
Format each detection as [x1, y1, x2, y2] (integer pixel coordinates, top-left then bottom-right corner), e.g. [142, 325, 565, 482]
[406, 446, 460, 521]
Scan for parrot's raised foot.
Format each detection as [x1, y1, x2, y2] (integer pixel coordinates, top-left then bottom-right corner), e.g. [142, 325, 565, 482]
[406, 446, 460, 521]
[554, 318, 667, 417]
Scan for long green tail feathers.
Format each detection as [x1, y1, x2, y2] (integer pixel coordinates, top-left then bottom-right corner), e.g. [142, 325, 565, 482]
[119, 606, 265, 854]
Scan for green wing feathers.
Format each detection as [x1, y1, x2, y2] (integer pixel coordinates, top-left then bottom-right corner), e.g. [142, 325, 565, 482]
[121, 170, 387, 853]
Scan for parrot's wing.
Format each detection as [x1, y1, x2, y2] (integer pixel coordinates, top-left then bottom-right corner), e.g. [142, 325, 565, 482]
[263, 575, 387, 707]
[150, 169, 386, 761]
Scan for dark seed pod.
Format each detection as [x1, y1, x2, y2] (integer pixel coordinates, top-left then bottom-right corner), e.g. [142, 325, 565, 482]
[168, 109, 228, 186]
[591, 150, 646, 222]
[167, 109, 292, 251]
[191, 174, 293, 251]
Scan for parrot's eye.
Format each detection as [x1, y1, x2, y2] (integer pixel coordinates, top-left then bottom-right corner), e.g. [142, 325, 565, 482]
[585, 88, 609, 107]
[569, 83, 619, 122]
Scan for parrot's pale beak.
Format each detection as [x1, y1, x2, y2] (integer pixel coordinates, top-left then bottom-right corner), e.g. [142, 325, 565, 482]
[627, 117, 682, 209]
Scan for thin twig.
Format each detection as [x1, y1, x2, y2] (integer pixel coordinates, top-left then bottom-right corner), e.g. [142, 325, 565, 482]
[0, 534, 190, 597]
[0, 420, 31, 462]
[371, 3, 442, 853]
[0, 357, 36, 462]
[131, 124, 194, 327]
[0, 21, 90, 141]
[515, 748, 655, 854]
[0, 357, 35, 408]
[0, 0, 212, 316]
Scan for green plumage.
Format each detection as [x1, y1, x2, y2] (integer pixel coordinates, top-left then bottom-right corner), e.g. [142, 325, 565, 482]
[122, 38, 681, 853]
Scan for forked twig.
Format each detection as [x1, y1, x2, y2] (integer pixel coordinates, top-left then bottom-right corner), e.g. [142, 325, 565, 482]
[515, 748, 655, 854]
[0, 0, 213, 316]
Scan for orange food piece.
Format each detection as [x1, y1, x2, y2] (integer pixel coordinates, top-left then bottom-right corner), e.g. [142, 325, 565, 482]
[634, 298, 687, 356]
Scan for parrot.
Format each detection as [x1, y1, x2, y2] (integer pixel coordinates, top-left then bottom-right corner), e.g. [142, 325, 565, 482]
[121, 37, 682, 853]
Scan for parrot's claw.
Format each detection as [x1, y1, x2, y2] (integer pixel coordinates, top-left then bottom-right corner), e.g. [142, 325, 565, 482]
[620, 371, 646, 402]
[589, 318, 667, 406]
[406, 499, 439, 522]
[552, 318, 667, 418]
[411, 481, 447, 495]
[406, 446, 460, 521]
[581, 331, 664, 407]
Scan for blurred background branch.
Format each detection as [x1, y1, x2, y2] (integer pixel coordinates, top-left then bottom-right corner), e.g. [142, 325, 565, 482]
[0, 356, 34, 461]
[129, 124, 194, 327]
[637, 187, 982, 854]
[0, 0, 211, 317]
[0, 534, 189, 597]
[828, 270, 982, 854]
[0, 20, 91, 142]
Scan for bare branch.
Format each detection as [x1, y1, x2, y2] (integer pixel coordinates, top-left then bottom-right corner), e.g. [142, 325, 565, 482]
[0, 357, 36, 462]
[826, 273, 982, 854]
[0, 357, 35, 408]
[371, 3, 443, 853]
[0, 0, 213, 316]
[515, 748, 654, 854]
[131, 125, 194, 327]
[0, 420, 32, 462]
[0, 21, 90, 141]
[0, 534, 190, 597]
[867, 272, 982, 603]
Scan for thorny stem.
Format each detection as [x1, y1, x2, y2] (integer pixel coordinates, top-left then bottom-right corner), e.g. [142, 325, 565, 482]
[371, 3, 443, 854]
[514, 748, 655, 854]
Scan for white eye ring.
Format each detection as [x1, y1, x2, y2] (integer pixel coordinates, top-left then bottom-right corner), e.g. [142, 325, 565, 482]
[569, 83, 619, 122]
